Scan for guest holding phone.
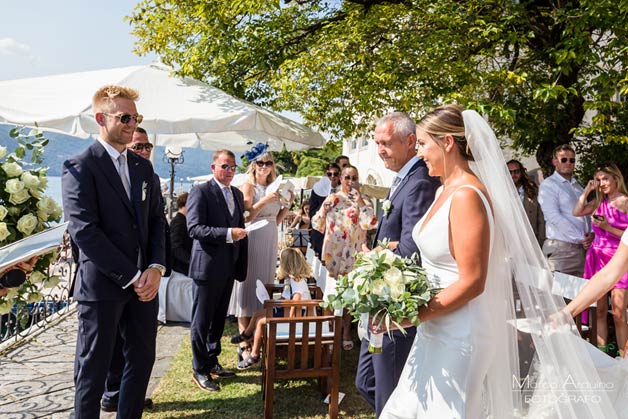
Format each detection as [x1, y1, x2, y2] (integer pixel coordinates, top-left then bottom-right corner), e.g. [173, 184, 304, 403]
[573, 162, 628, 355]
[312, 165, 377, 349]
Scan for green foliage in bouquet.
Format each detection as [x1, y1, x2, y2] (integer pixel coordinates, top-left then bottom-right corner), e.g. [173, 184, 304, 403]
[322, 245, 434, 336]
[0, 126, 63, 315]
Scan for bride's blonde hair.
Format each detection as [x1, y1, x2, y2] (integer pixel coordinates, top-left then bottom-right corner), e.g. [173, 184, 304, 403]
[417, 104, 473, 161]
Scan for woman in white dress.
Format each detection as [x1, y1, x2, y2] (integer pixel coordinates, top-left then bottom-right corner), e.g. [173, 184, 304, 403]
[379, 105, 620, 418]
[234, 150, 292, 357]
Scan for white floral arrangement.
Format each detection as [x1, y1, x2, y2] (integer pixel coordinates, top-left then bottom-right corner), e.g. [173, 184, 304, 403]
[322, 241, 434, 353]
[382, 199, 392, 217]
[0, 127, 63, 315]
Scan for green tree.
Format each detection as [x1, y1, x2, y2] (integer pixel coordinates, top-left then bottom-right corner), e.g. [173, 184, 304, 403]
[128, 0, 628, 173]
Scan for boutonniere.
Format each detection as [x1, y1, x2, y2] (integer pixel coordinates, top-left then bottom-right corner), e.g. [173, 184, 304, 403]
[142, 181, 148, 202]
[382, 199, 392, 218]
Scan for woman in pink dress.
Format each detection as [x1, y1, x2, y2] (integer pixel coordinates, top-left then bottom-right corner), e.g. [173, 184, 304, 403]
[573, 162, 628, 355]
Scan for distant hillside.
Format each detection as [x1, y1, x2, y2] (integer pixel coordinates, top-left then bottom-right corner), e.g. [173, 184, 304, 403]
[0, 125, 242, 180]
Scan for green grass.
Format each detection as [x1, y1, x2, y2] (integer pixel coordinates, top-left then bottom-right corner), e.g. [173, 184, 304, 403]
[144, 321, 376, 418]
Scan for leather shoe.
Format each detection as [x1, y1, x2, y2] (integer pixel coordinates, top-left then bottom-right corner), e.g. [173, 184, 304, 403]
[210, 363, 235, 378]
[100, 397, 153, 412]
[192, 372, 220, 392]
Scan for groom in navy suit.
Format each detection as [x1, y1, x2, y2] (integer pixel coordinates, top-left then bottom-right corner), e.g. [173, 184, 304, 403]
[62, 85, 166, 419]
[356, 112, 439, 417]
[187, 149, 248, 392]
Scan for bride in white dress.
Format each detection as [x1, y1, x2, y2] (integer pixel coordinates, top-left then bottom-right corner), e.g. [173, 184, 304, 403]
[379, 105, 622, 418]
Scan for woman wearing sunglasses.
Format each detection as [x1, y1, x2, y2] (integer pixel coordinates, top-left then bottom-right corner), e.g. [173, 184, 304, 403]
[232, 150, 293, 361]
[572, 162, 628, 356]
[312, 165, 377, 350]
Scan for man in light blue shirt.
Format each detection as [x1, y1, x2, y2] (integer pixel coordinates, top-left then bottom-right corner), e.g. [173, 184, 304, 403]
[538, 144, 592, 277]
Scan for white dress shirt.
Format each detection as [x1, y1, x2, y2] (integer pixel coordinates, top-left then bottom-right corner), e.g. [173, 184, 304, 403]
[538, 171, 589, 244]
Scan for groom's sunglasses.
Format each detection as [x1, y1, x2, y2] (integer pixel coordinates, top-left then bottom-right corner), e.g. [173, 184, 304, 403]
[560, 157, 576, 164]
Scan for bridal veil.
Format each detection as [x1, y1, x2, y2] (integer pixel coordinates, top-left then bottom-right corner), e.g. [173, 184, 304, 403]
[463, 109, 619, 418]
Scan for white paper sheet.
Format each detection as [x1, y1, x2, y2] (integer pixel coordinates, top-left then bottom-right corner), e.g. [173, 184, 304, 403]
[245, 219, 269, 233]
[0, 222, 68, 271]
[266, 174, 283, 195]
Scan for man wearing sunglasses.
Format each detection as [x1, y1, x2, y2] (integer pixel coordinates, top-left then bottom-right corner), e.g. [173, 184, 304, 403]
[539, 144, 592, 276]
[309, 162, 341, 259]
[99, 126, 171, 413]
[187, 150, 248, 392]
[62, 85, 166, 418]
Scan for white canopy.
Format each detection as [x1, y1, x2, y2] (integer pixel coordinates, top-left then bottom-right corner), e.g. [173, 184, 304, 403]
[0, 63, 325, 151]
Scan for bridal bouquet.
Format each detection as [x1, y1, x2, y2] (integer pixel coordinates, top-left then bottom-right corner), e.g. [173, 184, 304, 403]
[322, 244, 433, 353]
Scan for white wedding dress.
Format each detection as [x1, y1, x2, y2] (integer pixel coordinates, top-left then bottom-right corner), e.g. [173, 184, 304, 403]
[380, 185, 495, 418]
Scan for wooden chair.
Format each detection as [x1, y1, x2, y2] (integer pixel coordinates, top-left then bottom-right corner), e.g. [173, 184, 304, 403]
[260, 298, 342, 419]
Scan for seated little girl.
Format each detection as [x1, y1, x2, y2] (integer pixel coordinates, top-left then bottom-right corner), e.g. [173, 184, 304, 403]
[232, 248, 313, 369]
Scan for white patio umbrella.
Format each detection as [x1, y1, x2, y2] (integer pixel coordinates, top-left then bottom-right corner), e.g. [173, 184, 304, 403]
[0, 63, 325, 151]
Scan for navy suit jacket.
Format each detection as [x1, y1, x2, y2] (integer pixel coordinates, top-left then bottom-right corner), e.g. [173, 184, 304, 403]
[186, 179, 248, 283]
[62, 141, 166, 302]
[374, 159, 439, 257]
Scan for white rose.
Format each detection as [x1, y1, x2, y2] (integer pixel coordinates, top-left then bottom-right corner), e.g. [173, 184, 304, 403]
[384, 267, 403, 286]
[37, 209, 49, 221]
[0, 222, 9, 241]
[2, 162, 23, 178]
[389, 282, 406, 301]
[30, 188, 42, 199]
[27, 292, 42, 303]
[0, 205, 8, 221]
[51, 202, 63, 221]
[381, 249, 397, 266]
[0, 300, 12, 315]
[21, 172, 40, 189]
[45, 276, 60, 288]
[16, 213, 38, 235]
[29, 270, 46, 284]
[0, 146, 7, 160]
[37, 196, 56, 213]
[5, 178, 24, 194]
[9, 189, 30, 205]
[38, 175, 48, 189]
[371, 279, 388, 298]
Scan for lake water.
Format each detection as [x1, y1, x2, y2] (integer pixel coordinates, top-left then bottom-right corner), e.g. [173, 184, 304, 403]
[46, 176, 194, 218]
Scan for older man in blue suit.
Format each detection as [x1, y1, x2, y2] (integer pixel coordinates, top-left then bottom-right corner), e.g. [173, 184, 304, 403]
[187, 149, 248, 392]
[62, 85, 166, 419]
[356, 112, 439, 417]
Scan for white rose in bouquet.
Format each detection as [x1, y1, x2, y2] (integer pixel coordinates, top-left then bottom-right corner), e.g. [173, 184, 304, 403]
[381, 249, 397, 266]
[371, 279, 388, 298]
[2, 161, 23, 178]
[0, 146, 7, 160]
[389, 282, 406, 301]
[27, 292, 42, 303]
[45, 276, 60, 288]
[0, 222, 10, 241]
[38, 175, 48, 189]
[0, 300, 12, 315]
[0, 205, 8, 221]
[29, 188, 42, 199]
[5, 178, 24, 194]
[29, 270, 46, 284]
[384, 267, 403, 286]
[17, 213, 38, 235]
[21, 172, 40, 189]
[9, 189, 30, 205]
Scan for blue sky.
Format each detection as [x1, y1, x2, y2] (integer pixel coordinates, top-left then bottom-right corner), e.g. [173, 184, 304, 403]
[0, 0, 154, 80]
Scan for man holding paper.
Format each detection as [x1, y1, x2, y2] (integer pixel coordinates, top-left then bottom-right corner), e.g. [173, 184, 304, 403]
[187, 149, 248, 392]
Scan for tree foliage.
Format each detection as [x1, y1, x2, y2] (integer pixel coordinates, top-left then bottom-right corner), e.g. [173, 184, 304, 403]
[128, 0, 628, 174]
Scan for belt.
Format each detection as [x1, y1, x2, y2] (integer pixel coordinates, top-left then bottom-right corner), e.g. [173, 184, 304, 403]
[545, 239, 582, 248]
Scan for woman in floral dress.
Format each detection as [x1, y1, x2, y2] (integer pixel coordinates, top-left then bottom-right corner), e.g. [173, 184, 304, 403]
[312, 165, 377, 348]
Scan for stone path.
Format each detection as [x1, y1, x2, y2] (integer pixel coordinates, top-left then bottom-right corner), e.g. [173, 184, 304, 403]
[0, 309, 188, 418]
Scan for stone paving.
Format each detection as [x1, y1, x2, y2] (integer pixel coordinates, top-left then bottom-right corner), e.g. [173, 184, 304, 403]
[0, 309, 189, 419]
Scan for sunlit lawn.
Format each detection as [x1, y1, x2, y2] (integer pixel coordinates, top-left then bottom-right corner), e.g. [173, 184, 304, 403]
[144, 321, 375, 418]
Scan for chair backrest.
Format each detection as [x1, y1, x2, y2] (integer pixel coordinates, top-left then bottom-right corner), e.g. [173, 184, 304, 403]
[261, 299, 342, 419]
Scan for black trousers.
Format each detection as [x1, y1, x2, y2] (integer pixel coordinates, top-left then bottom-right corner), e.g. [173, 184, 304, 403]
[73, 295, 157, 419]
[190, 279, 234, 374]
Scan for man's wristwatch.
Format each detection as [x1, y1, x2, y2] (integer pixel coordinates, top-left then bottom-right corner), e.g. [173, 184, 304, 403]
[148, 264, 166, 276]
